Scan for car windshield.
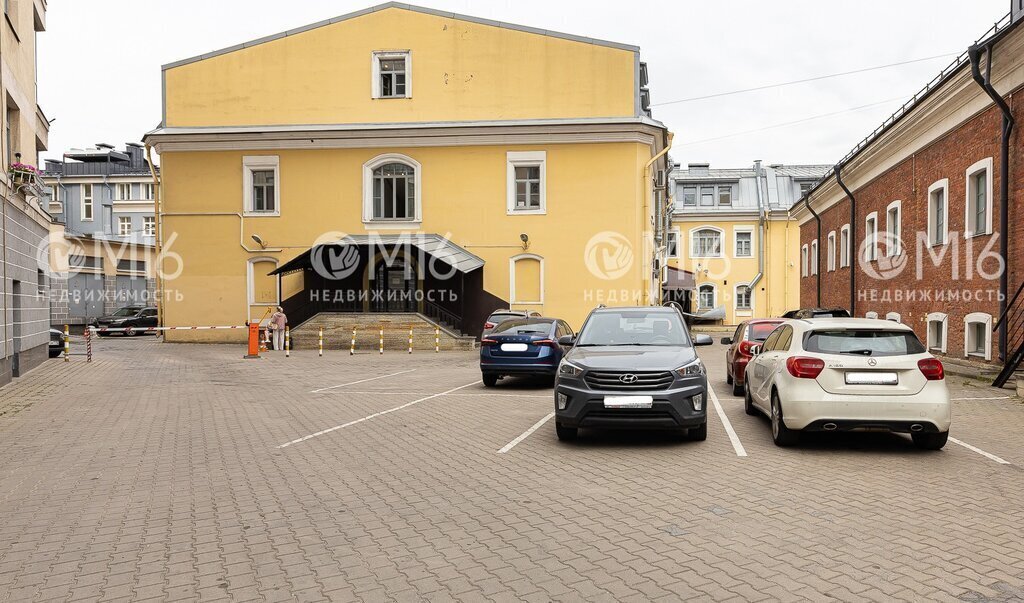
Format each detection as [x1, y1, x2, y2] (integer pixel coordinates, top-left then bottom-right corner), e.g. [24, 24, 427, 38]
[576, 310, 689, 346]
[749, 322, 782, 341]
[803, 329, 926, 357]
[111, 307, 140, 317]
[488, 313, 521, 324]
[492, 319, 553, 336]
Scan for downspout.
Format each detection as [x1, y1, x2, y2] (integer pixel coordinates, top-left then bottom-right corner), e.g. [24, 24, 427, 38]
[644, 131, 673, 306]
[968, 43, 1014, 361]
[144, 144, 164, 329]
[803, 195, 822, 307]
[749, 160, 766, 293]
[835, 163, 857, 315]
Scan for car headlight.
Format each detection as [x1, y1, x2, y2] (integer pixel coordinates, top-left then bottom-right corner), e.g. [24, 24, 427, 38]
[558, 361, 584, 378]
[677, 358, 705, 377]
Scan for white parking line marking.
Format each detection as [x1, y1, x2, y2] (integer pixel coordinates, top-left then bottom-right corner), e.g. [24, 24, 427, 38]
[498, 412, 555, 454]
[280, 380, 480, 448]
[949, 437, 1011, 465]
[951, 396, 1010, 401]
[314, 390, 550, 399]
[707, 386, 747, 457]
[310, 369, 416, 393]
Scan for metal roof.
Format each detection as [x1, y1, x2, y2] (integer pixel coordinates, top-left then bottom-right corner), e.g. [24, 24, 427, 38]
[770, 165, 832, 178]
[672, 168, 755, 180]
[272, 233, 484, 275]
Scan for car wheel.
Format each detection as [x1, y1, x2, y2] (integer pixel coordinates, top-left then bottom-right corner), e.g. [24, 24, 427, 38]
[732, 379, 744, 397]
[912, 431, 948, 450]
[482, 373, 498, 387]
[687, 422, 707, 441]
[771, 391, 799, 447]
[744, 384, 758, 416]
[555, 422, 578, 441]
[726, 372, 733, 385]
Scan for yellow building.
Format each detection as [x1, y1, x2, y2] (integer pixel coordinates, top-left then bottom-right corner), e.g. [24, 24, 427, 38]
[144, 3, 671, 342]
[667, 162, 829, 325]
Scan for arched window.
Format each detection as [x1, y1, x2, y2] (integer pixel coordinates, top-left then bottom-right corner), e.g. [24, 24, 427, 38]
[690, 227, 723, 258]
[927, 312, 948, 353]
[247, 257, 279, 322]
[886, 312, 901, 323]
[510, 254, 544, 305]
[964, 312, 992, 360]
[734, 283, 752, 311]
[363, 154, 422, 224]
[865, 311, 878, 319]
[697, 283, 716, 310]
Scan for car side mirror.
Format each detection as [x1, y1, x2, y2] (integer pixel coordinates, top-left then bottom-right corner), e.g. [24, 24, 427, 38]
[749, 345, 762, 356]
[693, 334, 713, 346]
[557, 335, 575, 346]
[720, 337, 732, 345]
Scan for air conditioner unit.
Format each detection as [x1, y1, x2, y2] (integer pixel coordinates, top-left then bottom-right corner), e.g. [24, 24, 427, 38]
[655, 169, 666, 188]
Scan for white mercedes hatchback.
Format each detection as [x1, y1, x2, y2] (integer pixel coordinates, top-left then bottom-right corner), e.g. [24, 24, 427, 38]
[744, 318, 951, 449]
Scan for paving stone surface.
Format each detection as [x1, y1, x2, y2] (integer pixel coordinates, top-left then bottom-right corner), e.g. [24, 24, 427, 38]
[0, 336, 1022, 602]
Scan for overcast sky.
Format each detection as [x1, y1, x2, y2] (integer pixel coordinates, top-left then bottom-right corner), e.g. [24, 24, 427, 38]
[39, 0, 1009, 167]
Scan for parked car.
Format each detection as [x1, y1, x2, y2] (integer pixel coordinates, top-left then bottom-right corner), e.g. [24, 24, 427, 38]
[479, 317, 574, 386]
[781, 308, 852, 319]
[553, 306, 713, 441]
[48, 328, 65, 358]
[91, 306, 159, 336]
[722, 319, 785, 395]
[743, 318, 950, 449]
[481, 309, 530, 338]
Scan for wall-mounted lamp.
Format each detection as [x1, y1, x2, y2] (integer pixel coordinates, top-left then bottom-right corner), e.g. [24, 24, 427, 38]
[251, 234, 267, 249]
[519, 233, 530, 251]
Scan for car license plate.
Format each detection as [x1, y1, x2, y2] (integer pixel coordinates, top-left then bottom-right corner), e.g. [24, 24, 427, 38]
[845, 371, 898, 385]
[500, 343, 528, 352]
[604, 396, 653, 409]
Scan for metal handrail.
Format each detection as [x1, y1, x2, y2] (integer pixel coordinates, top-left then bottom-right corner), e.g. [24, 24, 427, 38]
[993, 278, 1024, 331]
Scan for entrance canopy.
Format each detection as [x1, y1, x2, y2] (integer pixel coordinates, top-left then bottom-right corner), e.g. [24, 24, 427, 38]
[663, 266, 696, 291]
[271, 233, 485, 276]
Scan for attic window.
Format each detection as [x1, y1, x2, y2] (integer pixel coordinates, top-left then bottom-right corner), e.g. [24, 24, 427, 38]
[373, 51, 411, 99]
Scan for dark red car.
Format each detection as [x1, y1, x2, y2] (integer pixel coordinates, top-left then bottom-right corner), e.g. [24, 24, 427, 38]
[722, 319, 785, 395]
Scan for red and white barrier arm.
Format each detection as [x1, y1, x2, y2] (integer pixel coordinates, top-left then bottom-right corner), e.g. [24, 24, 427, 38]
[87, 325, 248, 334]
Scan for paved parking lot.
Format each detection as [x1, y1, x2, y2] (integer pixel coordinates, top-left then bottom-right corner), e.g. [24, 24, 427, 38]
[1, 336, 1023, 602]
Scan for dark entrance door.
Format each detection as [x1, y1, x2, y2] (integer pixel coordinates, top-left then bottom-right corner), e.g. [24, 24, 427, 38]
[372, 258, 417, 312]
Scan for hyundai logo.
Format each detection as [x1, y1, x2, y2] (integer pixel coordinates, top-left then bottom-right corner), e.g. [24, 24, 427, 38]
[619, 374, 639, 384]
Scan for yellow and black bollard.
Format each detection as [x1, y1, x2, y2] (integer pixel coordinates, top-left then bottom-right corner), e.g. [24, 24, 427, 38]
[350, 327, 356, 356]
[63, 324, 70, 362]
[285, 326, 291, 358]
[318, 326, 324, 357]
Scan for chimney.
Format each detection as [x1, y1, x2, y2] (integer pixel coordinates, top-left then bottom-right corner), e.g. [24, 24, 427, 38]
[124, 143, 144, 167]
[687, 163, 710, 176]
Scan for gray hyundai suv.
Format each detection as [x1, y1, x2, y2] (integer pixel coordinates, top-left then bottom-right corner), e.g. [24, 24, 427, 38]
[553, 306, 713, 441]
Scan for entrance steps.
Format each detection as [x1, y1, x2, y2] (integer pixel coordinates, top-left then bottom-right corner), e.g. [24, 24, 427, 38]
[290, 313, 476, 352]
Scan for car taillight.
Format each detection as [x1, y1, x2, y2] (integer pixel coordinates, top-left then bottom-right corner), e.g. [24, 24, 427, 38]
[483, 321, 495, 330]
[918, 358, 944, 380]
[738, 340, 755, 356]
[786, 356, 825, 379]
[480, 338, 497, 346]
[533, 339, 555, 347]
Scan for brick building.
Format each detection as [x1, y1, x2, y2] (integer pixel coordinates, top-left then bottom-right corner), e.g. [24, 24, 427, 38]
[791, 7, 1023, 383]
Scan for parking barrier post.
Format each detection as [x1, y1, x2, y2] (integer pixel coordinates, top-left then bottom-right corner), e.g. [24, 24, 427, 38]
[63, 324, 69, 362]
[318, 327, 323, 357]
[350, 327, 356, 355]
[408, 326, 413, 354]
[379, 325, 384, 355]
[285, 326, 291, 358]
[435, 326, 440, 353]
[85, 327, 92, 363]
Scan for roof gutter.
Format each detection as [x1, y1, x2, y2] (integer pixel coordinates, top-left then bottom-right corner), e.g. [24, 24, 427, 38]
[834, 163, 856, 315]
[968, 42, 1014, 361]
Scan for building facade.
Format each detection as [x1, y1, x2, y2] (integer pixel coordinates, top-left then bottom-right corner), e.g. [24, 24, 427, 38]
[143, 2, 671, 341]
[792, 9, 1023, 381]
[41, 143, 158, 326]
[669, 161, 829, 325]
[1, 0, 50, 385]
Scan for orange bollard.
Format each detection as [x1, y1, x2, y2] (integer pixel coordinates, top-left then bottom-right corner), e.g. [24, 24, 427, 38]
[244, 322, 261, 359]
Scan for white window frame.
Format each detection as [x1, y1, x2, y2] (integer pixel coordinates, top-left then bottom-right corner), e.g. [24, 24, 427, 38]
[697, 283, 717, 310]
[141, 183, 154, 201]
[247, 257, 280, 321]
[362, 153, 422, 227]
[885, 200, 902, 257]
[826, 231, 836, 272]
[732, 226, 753, 258]
[689, 226, 723, 258]
[117, 216, 132, 236]
[243, 155, 280, 217]
[734, 282, 753, 313]
[839, 224, 850, 268]
[666, 228, 680, 259]
[506, 151, 546, 215]
[143, 216, 156, 236]
[81, 184, 94, 221]
[964, 157, 993, 237]
[864, 211, 878, 262]
[926, 312, 948, 353]
[963, 312, 992, 360]
[809, 239, 818, 276]
[885, 312, 901, 323]
[927, 179, 949, 247]
[371, 50, 412, 99]
[509, 253, 544, 305]
[800, 244, 809, 277]
[115, 182, 132, 201]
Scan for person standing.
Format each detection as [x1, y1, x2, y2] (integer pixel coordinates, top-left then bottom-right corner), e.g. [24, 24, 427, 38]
[270, 307, 287, 351]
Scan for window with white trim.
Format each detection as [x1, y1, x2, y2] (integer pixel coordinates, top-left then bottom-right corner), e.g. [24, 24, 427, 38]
[926, 312, 947, 353]
[965, 158, 993, 237]
[885, 200, 901, 257]
[115, 183, 132, 201]
[839, 224, 850, 268]
[697, 283, 716, 310]
[372, 51, 411, 99]
[81, 184, 94, 221]
[248, 257, 280, 308]
[826, 231, 836, 271]
[690, 227, 722, 258]
[927, 179, 948, 246]
[699, 186, 714, 206]
[510, 254, 544, 305]
[801, 244, 809, 277]
[681, 186, 696, 206]
[735, 284, 752, 311]
[362, 154, 422, 224]
[118, 216, 132, 236]
[809, 240, 818, 276]
[864, 212, 878, 261]
[506, 151, 546, 214]
[243, 155, 280, 216]
[666, 229, 680, 259]
[734, 228, 752, 258]
[964, 312, 992, 360]
[143, 216, 156, 236]
[141, 183, 154, 200]
[865, 311, 878, 319]
[885, 312, 901, 323]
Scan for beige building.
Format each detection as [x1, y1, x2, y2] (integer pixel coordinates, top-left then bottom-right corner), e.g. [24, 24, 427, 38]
[1, 0, 51, 384]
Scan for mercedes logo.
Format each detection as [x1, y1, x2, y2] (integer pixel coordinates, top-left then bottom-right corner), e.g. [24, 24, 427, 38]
[619, 374, 639, 384]
[867, 358, 877, 367]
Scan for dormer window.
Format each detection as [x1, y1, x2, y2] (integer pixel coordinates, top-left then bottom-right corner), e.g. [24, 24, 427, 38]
[373, 51, 411, 99]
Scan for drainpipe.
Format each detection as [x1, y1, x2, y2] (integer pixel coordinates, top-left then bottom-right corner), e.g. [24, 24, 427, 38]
[644, 131, 673, 306]
[144, 144, 163, 329]
[968, 43, 1014, 361]
[749, 161, 766, 293]
[835, 163, 856, 315]
[803, 195, 822, 307]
